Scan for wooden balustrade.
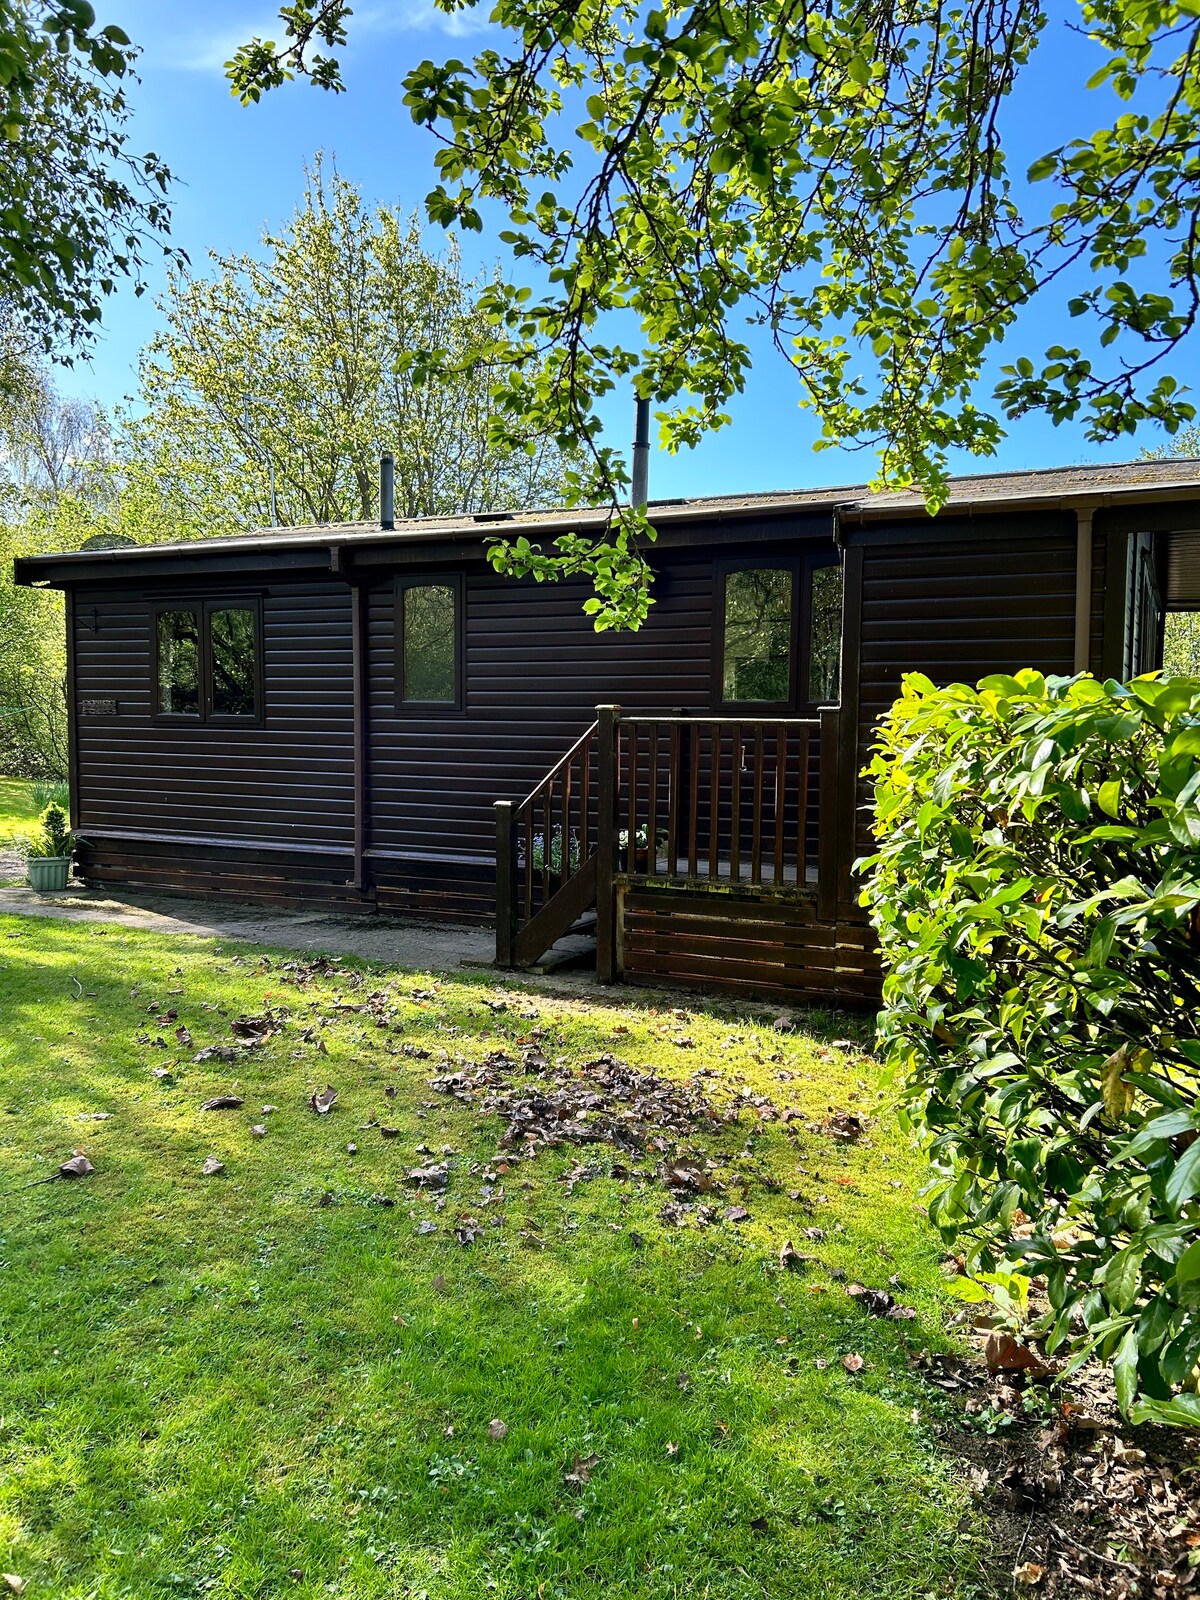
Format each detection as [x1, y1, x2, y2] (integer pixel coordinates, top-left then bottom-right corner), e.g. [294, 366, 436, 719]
[495, 719, 599, 968]
[615, 715, 826, 892]
[496, 704, 841, 972]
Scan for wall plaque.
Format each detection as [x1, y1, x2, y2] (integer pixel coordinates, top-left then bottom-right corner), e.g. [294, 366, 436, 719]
[79, 698, 118, 717]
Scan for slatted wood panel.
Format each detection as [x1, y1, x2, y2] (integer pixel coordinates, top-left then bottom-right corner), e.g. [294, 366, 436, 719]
[851, 523, 1078, 877]
[619, 887, 881, 1004]
[79, 836, 370, 910]
[73, 581, 356, 853]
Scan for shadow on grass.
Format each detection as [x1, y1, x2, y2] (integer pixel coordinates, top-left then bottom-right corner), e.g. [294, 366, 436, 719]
[0, 916, 983, 1600]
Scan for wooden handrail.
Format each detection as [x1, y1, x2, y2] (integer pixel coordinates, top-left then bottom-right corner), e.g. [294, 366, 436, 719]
[495, 702, 841, 975]
[517, 719, 598, 810]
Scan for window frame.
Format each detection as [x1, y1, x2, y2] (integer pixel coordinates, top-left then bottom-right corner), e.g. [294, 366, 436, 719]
[712, 553, 843, 713]
[151, 597, 264, 727]
[394, 573, 465, 714]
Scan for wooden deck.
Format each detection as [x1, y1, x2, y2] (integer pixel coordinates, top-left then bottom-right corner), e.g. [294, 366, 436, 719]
[495, 704, 875, 1004]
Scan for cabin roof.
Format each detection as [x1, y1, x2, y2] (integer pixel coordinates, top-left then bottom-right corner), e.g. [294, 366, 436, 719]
[15, 454, 1200, 584]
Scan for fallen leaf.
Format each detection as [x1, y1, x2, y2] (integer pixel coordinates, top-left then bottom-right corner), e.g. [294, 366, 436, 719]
[201, 1156, 225, 1176]
[200, 1095, 244, 1111]
[1013, 1562, 1045, 1587]
[822, 1111, 863, 1141]
[249, 1124, 268, 1138]
[564, 1451, 600, 1488]
[416, 1220, 437, 1235]
[984, 1332, 1048, 1376]
[779, 1240, 811, 1271]
[346, 1142, 358, 1154]
[150, 1066, 172, 1080]
[724, 1204, 751, 1223]
[309, 1086, 338, 1115]
[193, 1046, 237, 1064]
[488, 1418, 508, 1441]
[432, 1273, 448, 1294]
[665, 1440, 679, 1455]
[2, 1576, 26, 1595]
[842, 1352, 864, 1373]
[58, 1154, 94, 1179]
[379, 1126, 400, 1138]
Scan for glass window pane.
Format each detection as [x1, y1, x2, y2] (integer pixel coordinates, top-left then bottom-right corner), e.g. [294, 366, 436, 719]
[210, 608, 258, 717]
[403, 584, 456, 703]
[807, 564, 843, 702]
[722, 568, 792, 702]
[157, 610, 200, 716]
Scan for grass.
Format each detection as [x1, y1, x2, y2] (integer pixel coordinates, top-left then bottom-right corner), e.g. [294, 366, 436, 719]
[0, 776, 41, 834]
[0, 914, 992, 1600]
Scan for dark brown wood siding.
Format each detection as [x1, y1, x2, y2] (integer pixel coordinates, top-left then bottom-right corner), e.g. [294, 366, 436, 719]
[72, 580, 358, 882]
[364, 556, 723, 882]
[851, 516, 1078, 873]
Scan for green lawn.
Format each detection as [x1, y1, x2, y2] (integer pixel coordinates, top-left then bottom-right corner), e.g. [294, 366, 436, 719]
[0, 915, 991, 1599]
[0, 776, 40, 834]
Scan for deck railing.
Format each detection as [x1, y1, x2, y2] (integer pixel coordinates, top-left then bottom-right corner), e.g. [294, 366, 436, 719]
[495, 719, 600, 968]
[496, 704, 841, 974]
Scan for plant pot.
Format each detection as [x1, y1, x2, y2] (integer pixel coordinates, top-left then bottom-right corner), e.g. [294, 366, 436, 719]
[27, 856, 71, 892]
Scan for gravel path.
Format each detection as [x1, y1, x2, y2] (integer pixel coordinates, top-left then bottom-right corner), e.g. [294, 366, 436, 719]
[0, 879, 498, 972]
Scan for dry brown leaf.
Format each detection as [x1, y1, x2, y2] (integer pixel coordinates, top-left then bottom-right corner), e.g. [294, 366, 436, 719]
[309, 1086, 338, 1115]
[201, 1156, 225, 1176]
[1013, 1562, 1045, 1587]
[564, 1451, 600, 1488]
[249, 1124, 268, 1138]
[2, 1575, 26, 1595]
[200, 1095, 244, 1111]
[58, 1154, 94, 1179]
[984, 1331, 1048, 1375]
[488, 1418, 509, 1441]
[842, 1352, 864, 1373]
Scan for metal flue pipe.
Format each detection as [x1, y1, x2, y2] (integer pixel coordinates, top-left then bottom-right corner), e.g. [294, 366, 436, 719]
[631, 397, 650, 510]
[380, 451, 395, 530]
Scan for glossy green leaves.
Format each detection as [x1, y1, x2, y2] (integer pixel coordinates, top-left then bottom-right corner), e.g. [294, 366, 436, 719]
[861, 670, 1200, 1418]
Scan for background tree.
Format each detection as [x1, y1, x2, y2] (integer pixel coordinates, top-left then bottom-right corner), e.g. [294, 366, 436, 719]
[229, 0, 1200, 627]
[129, 158, 575, 533]
[0, 0, 176, 366]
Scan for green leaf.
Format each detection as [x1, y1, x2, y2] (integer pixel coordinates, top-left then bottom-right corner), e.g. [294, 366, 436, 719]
[1100, 1244, 1145, 1313]
[1166, 1140, 1200, 1212]
[1113, 1325, 1139, 1414]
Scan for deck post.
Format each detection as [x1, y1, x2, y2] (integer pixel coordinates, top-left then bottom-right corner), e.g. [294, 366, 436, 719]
[817, 707, 840, 924]
[494, 800, 518, 968]
[596, 704, 620, 982]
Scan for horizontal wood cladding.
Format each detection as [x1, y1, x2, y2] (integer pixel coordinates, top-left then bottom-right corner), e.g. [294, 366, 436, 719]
[851, 522, 1078, 868]
[73, 581, 356, 851]
[366, 558, 723, 861]
[77, 835, 371, 911]
[619, 886, 881, 1006]
[373, 855, 494, 926]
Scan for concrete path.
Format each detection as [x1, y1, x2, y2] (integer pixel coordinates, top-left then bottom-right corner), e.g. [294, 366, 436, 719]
[0, 880, 497, 972]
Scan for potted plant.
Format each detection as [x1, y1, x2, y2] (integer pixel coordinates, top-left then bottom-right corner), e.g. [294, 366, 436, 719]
[21, 802, 84, 893]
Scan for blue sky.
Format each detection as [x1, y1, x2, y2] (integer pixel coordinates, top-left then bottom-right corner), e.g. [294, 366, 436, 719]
[59, 1, 1192, 499]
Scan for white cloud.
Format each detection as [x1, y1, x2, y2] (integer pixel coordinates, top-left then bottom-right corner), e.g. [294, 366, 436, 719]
[165, 0, 491, 74]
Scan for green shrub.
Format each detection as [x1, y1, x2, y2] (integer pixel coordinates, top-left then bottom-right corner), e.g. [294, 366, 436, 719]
[860, 670, 1200, 1425]
[21, 801, 76, 860]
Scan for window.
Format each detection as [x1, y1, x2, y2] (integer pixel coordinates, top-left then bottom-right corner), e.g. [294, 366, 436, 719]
[721, 567, 793, 703]
[156, 609, 201, 716]
[807, 564, 843, 703]
[716, 556, 844, 708]
[210, 608, 258, 716]
[397, 578, 462, 708]
[154, 601, 261, 722]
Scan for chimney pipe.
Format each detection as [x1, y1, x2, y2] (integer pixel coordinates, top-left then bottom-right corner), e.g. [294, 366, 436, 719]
[379, 451, 395, 530]
[631, 396, 650, 510]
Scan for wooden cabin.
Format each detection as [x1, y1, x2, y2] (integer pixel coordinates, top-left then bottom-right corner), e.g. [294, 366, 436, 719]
[16, 458, 1200, 1005]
